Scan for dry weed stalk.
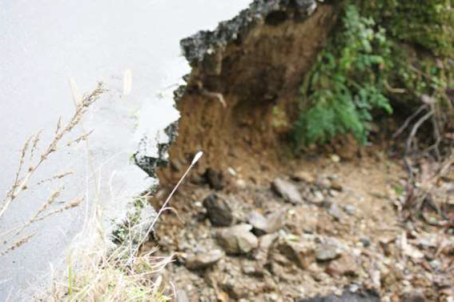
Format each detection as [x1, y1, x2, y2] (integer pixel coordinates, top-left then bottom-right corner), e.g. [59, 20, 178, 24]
[0, 83, 105, 255]
[46, 152, 203, 301]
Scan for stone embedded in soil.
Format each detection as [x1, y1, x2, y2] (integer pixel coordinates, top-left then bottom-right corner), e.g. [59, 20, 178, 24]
[326, 253, 359, 277]
[185, 249, 225, 270]
[204, 168, 225, 190]
[248, 209, 285, 235]
[292, 171, 315, 183]
[203, 193, 234, 227]
[344, 204, 356, 216]
[248, 212, 268, 235]
[272, 178, 303, 204]
[276, 238, 316, 269]
[297, 289, 381, 302]
[316, 244, 342, 261]
[330, 178, 343, 191]
[216, 224, 258, 254]
[328, 204, 345, 221]
[176, 290, 190, 302]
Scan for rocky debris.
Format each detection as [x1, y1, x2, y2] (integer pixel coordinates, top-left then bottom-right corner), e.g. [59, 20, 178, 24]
[185, 249, 224, 270]
[202, 193, 234, 227]
[298, 289, 380, 302]
[216, 224, 258, 254]
[276, 237, 316, 269]
[155, 144, 453, 301]
[316, 244, 342, 261]
[248, 209, 286, 235]
[272, 178, 303, 204]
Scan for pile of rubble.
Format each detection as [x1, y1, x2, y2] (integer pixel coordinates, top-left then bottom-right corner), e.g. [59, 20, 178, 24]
[151, 155, 454, 301]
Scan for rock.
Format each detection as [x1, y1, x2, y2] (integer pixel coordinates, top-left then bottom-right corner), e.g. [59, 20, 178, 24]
[216, 224, 258, 254]
[255, 233, 279, 261]
[328, 204, 345, 221]
[265, 209, 286, 233]
[242, 263, 265, 277]
[402, 291, 427, 302]
[185, 249, 224, 270]
[259, 233, 279, 250]
[203, 193, 234, 227]
[176, 290, 190, 302]
[224, 281, 249, 300]
[292, 171, 315, 183]
[204, 168, 225, 190]
[330, 178, 343, 191]
[248, 209, 286, 235]
[316, 244, 341, 261]
[312, 191, 325, 204]
[316, 178, 332, 190]
[297, 290, 380, 302]
[327, 253, 359, 277]
[248, 212, 268, 235]
[360, 237, 371, 248]
[277, 238, 316, 269]
[344, 204, 356, 216]
[271, 178, 303, 204]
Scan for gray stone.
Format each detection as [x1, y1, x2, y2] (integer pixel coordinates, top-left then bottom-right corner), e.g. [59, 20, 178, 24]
[272, 178, 303, 204]
[276, 238, 316, 269]
[203, 193, 234, 226]
[292, 171, 315, 183]
[344, 204, 356, 216]
[248, 209, 285, 235]
[328, 204, 345, 221]
[216, 224, 258, 254]
[316, 244, 341, 261]
[185, 249, 224, 270]
[248, 212, 268, 234]
[176, 290, 190, 302]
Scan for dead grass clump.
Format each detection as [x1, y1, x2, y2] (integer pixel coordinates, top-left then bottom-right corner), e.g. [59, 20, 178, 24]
[0, 83, 105, 256]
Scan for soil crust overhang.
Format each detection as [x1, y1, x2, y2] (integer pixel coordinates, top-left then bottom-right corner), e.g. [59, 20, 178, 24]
[158, 0, 339, 184]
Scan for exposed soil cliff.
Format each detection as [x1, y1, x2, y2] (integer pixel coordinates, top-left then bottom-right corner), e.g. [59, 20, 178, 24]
[158, 0, 338, 184]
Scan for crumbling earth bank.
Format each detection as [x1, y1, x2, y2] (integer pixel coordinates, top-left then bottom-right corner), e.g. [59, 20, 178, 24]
[147, 1, 454, 301]
[158, 0, 337, 184]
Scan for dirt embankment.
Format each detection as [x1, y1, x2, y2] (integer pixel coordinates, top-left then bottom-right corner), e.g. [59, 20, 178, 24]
[157, 1, 338, 184]
[147, 1, 454, 301]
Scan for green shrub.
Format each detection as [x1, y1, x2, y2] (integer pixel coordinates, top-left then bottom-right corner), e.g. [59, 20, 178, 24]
[295, 4, 393, 146]
[359, 0, 454, 58]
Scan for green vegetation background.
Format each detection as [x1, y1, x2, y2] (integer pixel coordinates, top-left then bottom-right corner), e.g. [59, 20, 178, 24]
[294, 0, 453, 147]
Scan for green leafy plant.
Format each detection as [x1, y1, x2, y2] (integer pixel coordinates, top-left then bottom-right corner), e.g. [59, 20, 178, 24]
[295, 4, 393, 146]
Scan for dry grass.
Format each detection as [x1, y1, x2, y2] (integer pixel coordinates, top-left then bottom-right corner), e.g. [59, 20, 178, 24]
[45, 205, 174, 302]
[45, 151, 203, 301]
[1, 78, 201, 301]
[0, 83, 105, 256]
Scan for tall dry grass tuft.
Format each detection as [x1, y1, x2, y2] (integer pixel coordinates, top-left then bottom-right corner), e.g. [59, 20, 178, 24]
[45, 205, 174, 302]
[46, 151, 203, 301]
[0, 83, 105, 256]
